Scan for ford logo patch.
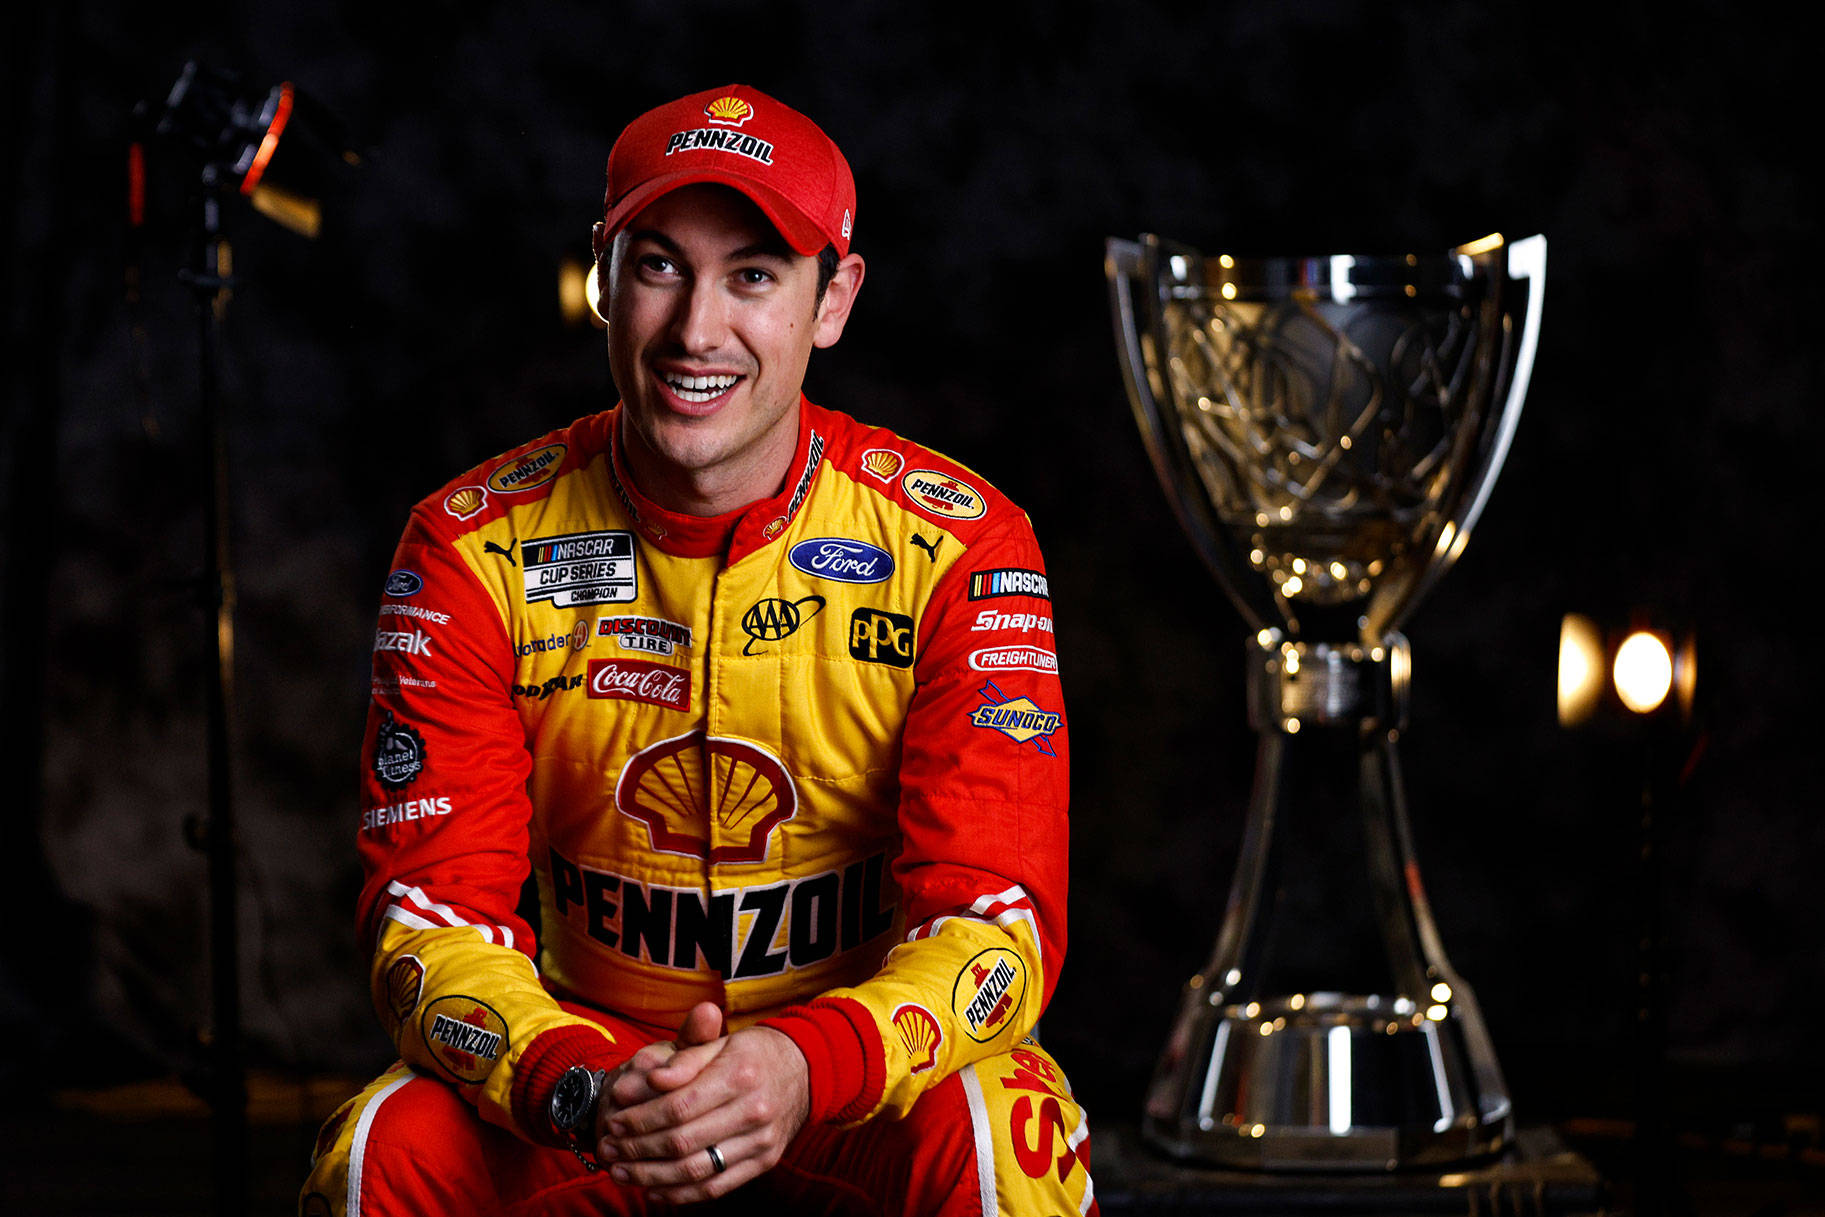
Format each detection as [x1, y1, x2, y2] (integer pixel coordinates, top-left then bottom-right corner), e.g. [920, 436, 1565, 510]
[383, 569, 423, 598]
[788, 538, 895, 584]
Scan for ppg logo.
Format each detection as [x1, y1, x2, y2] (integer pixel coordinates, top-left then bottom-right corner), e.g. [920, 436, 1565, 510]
[849, 609, 914, 668]
[788, 538, 894, 584]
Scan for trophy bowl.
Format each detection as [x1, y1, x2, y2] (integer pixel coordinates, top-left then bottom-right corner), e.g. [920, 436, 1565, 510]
[1106, 232, 1545, 1170]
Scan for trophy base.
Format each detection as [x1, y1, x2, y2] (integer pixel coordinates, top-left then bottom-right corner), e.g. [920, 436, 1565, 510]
[1143, 991, 1512, 1172]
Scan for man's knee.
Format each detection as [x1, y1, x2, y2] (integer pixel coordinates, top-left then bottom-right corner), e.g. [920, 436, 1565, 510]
[301, 1064, 501, 1217]
[955, 1039, 1098, 1216]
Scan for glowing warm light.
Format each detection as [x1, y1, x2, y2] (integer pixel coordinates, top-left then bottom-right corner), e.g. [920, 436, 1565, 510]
[1328, 1025, 1352, 1135]
[1330, 562, 1347, 580]
[1615, 631, 1674, 715]
[1219, 254, 1235, 269]
[1430, 982, 1453, 1003]
[1283, 717, 1301, 734]
[585, 259, 607, 324]
[1557, 613, 1604, 727]
[1426, 1004, 1449, 1022]
[559, 258, 590, 325]
[1281, 576, 1303, 597]
[1457, 232, 1505, 256]
[1249, 1124, 1266, 1138]
[1243, 1002, 1261, 1019]
[1256, 629, 1277, 648]
[1221, 282, 1238, 300]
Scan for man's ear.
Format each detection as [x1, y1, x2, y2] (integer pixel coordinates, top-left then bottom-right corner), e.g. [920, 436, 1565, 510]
[812, 253, 866, 349]
[591, 221, 608, 260]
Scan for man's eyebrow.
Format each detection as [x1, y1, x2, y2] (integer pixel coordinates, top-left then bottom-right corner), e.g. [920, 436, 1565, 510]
[622, 230, 796, 264]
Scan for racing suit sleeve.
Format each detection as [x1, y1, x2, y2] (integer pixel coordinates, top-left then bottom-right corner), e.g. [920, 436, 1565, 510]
[358, 506, 620, 1142]
[763, 512, 1069, 1123]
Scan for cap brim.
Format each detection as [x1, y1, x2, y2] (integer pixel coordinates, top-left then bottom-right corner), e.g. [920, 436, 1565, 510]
[601, 170, 830, 257]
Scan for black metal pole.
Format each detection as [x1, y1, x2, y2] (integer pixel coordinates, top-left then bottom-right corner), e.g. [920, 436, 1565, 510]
[187, 162, 247, 1217]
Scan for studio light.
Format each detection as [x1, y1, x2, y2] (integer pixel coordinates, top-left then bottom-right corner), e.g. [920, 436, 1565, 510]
[1557, 613, 1696, 727]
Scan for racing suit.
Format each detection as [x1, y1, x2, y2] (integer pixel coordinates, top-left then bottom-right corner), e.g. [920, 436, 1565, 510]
[301, 397, 1095, 1215]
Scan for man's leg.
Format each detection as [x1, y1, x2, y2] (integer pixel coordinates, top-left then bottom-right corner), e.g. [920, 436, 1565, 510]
[776, 1035, 1098, 1217]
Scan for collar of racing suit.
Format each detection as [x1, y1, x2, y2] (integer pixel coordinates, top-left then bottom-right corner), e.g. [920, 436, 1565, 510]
[605, 393, 827, 564]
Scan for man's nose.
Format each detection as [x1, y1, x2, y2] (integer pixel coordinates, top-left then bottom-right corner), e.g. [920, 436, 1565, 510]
[672, 279, 730, 354]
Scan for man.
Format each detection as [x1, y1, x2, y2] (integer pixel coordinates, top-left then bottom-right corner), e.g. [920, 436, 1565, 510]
[303, 83, 1094, 1216]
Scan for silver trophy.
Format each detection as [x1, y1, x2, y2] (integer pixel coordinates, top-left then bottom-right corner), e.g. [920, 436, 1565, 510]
[1105, 232, 1545, 1170]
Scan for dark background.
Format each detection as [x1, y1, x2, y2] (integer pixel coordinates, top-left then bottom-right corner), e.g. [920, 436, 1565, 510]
[4, 0, 1816, 1183]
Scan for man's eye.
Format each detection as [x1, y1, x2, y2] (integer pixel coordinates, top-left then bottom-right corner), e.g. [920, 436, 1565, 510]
[637, 254, 677, 276]
[736, 268, 775, 287]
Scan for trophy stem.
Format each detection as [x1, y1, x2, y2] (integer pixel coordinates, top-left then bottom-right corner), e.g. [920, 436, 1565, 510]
[1141, 637, 1513, 1170]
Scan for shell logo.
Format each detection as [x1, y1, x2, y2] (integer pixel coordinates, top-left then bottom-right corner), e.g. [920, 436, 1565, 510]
[892, 1003, 943, 1074]
[382, 955, 424, 1034]
[860, 448, 903, 482]
[616, 730, 798, 863]
[704, 96, 754, 127]
[444, 485, 486, 520]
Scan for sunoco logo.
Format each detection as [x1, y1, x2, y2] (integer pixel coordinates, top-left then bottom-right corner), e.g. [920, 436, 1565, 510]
[902, 469, 986, 520]
[487, 443, 566, 494]
[789, 538, 894, 585]
[968, 680, 1062, 756]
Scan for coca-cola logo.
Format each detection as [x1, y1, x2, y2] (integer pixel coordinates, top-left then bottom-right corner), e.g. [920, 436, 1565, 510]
[586, 658, 691, 711]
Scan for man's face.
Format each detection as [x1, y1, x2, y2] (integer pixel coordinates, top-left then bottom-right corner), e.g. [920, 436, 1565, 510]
[603, 184, 860, 513]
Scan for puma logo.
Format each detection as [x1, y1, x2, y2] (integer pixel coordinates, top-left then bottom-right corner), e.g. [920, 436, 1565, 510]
[911, 533, 941, 563]
[485, 539, 517, 566]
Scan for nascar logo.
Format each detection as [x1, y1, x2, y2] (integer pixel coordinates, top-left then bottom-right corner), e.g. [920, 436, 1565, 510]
[968, 568, 1050, 601]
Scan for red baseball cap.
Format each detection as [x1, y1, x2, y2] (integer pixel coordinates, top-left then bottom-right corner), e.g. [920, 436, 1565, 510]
[598, 84, 856, 259]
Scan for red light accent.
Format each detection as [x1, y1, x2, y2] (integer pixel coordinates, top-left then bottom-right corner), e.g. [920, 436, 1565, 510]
[127, 142, 146, 227]
[239, 82, 295, 195]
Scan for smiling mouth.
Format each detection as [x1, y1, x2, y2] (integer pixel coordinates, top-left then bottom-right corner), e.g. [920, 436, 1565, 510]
[661, 372, 741, 404]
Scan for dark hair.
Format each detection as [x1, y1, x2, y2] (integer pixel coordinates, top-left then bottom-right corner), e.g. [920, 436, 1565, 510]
[815, 243, 841, 308]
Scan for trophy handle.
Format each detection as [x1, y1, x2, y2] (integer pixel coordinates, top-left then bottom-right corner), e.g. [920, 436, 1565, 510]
[1106, 237, 1276, 636]
[1381, 235, 1547, 637]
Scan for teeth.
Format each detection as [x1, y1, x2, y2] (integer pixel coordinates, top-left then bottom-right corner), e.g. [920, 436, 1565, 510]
[664, 373, 739, 402]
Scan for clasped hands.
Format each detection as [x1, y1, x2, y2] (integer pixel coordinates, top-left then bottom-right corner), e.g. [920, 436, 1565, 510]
[589, 1001, 810, 1203]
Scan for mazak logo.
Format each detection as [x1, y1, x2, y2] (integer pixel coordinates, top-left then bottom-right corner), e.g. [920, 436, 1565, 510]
[375, 628, 433, 656]
[902, 469, 986, 521]
[968, 680, 1062, 756]
[967, 568, 1050, 601]
[850, 608, 914, 668]
[952, 949, 1026, 1043]
[789, 538, 894, 584]
[487, 443, 566, 493]
[587, 659, 691, 711]
[371, 711, 426, 789]
[741, 595, 824, 656]
[616, 731, 797, 863]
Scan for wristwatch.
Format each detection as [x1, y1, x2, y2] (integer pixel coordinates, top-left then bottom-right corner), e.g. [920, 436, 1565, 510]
[549, 1065, 607, 1170]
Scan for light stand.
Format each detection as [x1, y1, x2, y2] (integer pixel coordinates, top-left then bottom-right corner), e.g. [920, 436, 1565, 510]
[145, 61, 358, 1217]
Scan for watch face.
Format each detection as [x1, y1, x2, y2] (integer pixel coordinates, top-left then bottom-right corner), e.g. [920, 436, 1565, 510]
[552, 1068, 596, 1133]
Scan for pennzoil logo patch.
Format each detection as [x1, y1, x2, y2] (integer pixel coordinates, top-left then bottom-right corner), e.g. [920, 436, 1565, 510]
[487, 443, 566, 494]
[901, 468, 986, 521]
[422, 996, 509, 1084]
[952, 948, 1026, 1043]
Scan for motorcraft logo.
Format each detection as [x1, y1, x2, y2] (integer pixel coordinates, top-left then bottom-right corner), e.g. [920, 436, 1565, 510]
[789, 538, 894, 585]
[383, 570, 422, 598]
[597, 615, 692, 656]
[967, 568, 1050, 601]
[741, 595, 824, 656]
[849, 608, 914, 668]
[522, 530, 636, 607]
[968, 644, 1058, 674]
[422, 996, 508, 1084]
[952, 948, 1026, 1043]
[487, 443, 566, 494]
[372, 711, 426, 789]
[902, 469, 986, 521]
[968, 680, 1062, 756]
[586, 659, 691, 711]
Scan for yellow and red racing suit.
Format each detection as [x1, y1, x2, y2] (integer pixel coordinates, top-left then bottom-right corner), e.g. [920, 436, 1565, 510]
[353, 394, 1072, 1150]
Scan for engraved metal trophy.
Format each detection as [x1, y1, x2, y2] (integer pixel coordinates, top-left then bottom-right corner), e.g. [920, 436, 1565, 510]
[1105, 232, 1545, 1169]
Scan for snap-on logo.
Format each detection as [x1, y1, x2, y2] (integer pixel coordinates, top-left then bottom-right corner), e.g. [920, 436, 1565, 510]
[788, 538, 894, 585]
